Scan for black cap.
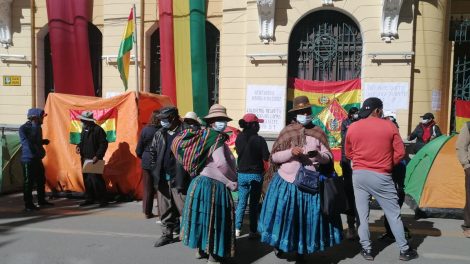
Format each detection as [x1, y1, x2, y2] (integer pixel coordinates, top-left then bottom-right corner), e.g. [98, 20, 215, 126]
[157, 106, 178, 119]
[358, 97, 383, 118]
[420, 112, 434, 120]
[348, 107, 359, 115]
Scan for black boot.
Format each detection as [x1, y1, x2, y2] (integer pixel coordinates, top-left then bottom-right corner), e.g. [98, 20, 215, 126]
[153, 235, 173, 247]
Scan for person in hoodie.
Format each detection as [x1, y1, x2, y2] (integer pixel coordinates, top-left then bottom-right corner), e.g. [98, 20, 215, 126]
[234, 113, 270, 238]
[408, 113, 442, 153]
[19, 108, 54, 211]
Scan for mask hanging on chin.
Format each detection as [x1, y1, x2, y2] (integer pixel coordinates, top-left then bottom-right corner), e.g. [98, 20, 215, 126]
[213, 121, 227, 132]
[296, 114, 313, 126]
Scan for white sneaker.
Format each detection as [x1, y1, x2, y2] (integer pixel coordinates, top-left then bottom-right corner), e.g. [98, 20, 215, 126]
[235, 229, 241, 237]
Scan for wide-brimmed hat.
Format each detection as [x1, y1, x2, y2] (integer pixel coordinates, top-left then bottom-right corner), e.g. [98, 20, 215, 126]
[27, 108, 47, 118]
[420, 112, 434, 120]
[204, 104, 232, 122]
[77, 111, 96, 122]
[241, 113, 264, 123]
[157, 106, 178, 119]
[358, 97, 383, 118]
[288, 96, 312, 113]
[183, 111, 202, 124]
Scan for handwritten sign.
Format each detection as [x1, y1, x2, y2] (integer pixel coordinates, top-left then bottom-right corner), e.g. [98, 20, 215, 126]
[3, 75, 21, 86]
[362, 82, 409, 112]
[246, 85, 286, 133]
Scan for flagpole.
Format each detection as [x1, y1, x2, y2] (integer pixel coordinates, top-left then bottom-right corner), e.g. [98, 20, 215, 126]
[133, 4, 140, 98]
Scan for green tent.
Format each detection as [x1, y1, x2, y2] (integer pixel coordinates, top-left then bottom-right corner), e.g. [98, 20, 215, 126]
[1, 129, 23, 194]
[405, 135, 464, 218]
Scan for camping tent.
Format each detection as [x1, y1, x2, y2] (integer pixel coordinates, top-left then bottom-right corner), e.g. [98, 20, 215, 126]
[42, 92, 172, 200]
[405, 135, 465, 218]
[1, 128, 23, 194]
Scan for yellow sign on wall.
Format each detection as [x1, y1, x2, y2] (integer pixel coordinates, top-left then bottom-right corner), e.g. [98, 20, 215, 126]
[3, 76, 21, 86]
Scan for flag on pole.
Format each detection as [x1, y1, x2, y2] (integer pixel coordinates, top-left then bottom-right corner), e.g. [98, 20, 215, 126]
[117, 9, 134, 90]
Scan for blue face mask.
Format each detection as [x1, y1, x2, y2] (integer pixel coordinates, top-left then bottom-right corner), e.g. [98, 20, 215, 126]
[213, 121, 227, 132]
[296, 114, 312, 126]
[160, 119, 171, 129]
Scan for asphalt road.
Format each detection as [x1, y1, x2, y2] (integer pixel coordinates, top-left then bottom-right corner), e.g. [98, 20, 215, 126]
[0, 193, 469, 264]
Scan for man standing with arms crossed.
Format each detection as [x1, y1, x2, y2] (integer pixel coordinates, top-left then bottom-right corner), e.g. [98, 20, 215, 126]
[345, 97, 417, 261]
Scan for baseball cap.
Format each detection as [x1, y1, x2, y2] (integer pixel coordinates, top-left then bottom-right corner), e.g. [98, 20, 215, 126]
[420, 112, 434, 120]
[27, 108, 47, 118]
[358, 97, 383, 118]
[157, 106, 178, 119]
[241, 113, 264, 123]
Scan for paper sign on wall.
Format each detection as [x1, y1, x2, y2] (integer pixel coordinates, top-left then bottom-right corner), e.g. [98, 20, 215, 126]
[362, 82, 409, 112]
[432, 90, 441, 111]
[246, 85, 286, 133]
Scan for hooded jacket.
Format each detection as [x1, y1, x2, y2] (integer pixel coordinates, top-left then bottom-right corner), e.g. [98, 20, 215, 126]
[19, 121, 46, 162]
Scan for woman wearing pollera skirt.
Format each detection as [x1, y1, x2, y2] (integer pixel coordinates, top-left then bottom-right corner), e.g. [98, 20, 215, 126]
[257, 96, 343, 260]
[172, 104, 237, 264]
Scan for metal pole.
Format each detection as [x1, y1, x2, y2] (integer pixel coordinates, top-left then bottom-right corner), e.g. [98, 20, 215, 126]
[133, 4, 139, 97]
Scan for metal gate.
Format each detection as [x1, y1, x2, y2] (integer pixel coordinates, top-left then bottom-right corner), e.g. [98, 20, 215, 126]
[288, 10, 362, 81]
[450, 18, 470, 132]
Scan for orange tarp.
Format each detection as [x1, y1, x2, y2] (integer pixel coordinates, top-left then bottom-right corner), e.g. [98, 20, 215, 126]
[420, 136, 466, 209]
[42, 92, 173, 199]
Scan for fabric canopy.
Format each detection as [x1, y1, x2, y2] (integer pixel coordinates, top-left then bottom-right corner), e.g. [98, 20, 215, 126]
[42, 92, 173, 199]
[46, 0, 95, 96]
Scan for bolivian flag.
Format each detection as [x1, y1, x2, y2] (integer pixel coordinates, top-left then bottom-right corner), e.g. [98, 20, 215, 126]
[158, 0, 209, 116]
[117, 9, 134, 91]
[69, 109, 118, 144]
[456, 99, 470, 132]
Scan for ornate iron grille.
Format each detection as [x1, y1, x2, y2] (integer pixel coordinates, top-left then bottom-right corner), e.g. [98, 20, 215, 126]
[450, 18, 470, 132]
[288, 11, 362, 81]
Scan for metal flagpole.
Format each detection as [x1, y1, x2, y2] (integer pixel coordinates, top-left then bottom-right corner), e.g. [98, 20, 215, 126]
[133, 4, 139, 97]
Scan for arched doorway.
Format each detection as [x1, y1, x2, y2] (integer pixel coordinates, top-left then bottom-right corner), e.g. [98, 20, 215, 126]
[149, 22, 220, 105]
[44, 22, 103, 100]
[288, 10, 362, 81]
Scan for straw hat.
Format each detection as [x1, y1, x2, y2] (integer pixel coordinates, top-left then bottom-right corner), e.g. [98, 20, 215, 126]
[183, 111, 202, 124]
[203, 104, 232, 122]
[288, 96, 312, 113]
[77, 111, 96, 122]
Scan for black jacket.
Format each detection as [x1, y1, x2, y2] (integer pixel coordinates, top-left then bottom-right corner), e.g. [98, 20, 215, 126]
[78, 123, 108, 160]
[235, 131, 269, 174]
[136, 125, 160, 170]
[149, 122, 190, 193]
[340, 118, 354, 161]
[409, 122, 442, 153]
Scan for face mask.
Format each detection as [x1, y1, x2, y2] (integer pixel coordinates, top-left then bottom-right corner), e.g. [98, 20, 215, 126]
[352, 114, 359, 120]
[296, 114, 312, 126]
[420, 119, 429, 124]
[213, 121, 227, 132]
[160, 119, 171, 129]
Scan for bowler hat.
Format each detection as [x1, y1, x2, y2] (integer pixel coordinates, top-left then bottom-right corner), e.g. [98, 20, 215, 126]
[288, 96, 312, 113]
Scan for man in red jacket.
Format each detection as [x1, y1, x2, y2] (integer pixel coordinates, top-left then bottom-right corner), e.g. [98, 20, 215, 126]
[345, 97, 417, 261]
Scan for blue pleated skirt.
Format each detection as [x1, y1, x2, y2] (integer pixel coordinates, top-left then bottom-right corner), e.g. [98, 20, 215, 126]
[258, 173, 343, 254]
[180, 175, 235, 258]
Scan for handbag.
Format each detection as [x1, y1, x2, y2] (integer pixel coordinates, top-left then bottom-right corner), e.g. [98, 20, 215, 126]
[321, 173, 348, 216]
[293, 166, 321, 194]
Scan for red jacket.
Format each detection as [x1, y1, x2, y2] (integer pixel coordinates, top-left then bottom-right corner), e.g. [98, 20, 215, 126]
[345, 117, 405, 175]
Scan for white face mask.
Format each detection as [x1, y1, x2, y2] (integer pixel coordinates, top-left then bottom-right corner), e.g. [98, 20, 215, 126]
[352, 114, 359, 120]
[420, 119, 429, 124]
[296, 114, 312, 126]
[213, 121, 227, 132]
[160, 119, 171, 129]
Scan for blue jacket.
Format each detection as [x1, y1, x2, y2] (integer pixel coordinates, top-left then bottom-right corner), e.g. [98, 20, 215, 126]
[19, 121, 46, 162]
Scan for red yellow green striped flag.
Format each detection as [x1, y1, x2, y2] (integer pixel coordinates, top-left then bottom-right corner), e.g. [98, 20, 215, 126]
[69, 108, 118, 144]
[456, 99, 470, 132]
[158, 0, 209, 116]
[117, 9, 134, 91]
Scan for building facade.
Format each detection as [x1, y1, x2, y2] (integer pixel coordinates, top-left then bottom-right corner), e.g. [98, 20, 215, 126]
[0, 0, 469, 137]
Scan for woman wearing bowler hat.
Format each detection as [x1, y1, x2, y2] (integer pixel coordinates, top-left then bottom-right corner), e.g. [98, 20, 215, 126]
[234, 113, 270, 238]
[257, 96, 343, 260]
[172, 104, 237, 264]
